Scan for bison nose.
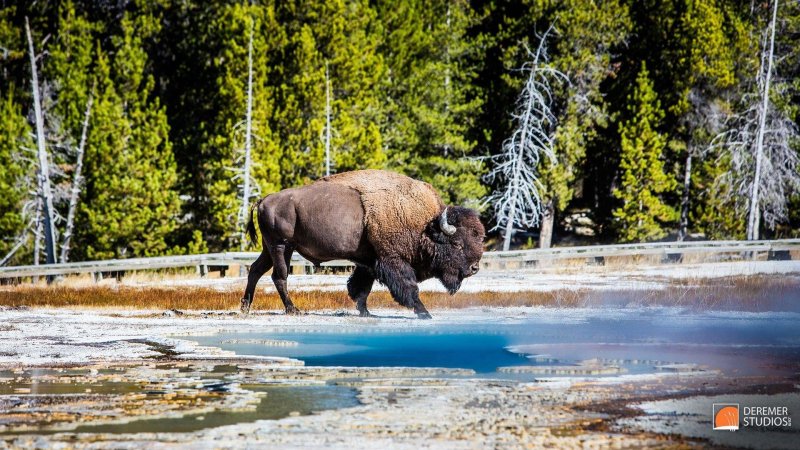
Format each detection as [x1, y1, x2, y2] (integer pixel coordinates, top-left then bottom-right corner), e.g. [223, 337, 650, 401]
[470, 263, 480, 275]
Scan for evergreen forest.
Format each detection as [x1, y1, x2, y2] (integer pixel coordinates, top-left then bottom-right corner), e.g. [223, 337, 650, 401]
[1, 0, 799, 263]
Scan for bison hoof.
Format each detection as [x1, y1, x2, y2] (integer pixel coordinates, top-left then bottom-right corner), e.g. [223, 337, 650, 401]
[416, 311, 433, 320]
[240, 299, 251, 316]
[358, 309, 373, 318]
[285, 305, 302, 315]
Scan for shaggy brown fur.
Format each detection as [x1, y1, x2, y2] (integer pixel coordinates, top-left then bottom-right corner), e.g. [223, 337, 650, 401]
[322, 170, 444, 258]
[242, 169, 484, 319]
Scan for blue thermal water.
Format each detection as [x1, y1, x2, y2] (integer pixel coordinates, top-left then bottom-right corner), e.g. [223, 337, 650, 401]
[193, 309, 800, 377]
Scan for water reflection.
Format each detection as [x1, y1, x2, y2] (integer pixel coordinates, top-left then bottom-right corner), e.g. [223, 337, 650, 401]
[194, 309, 800, 378]
[69, 384, 359, 434]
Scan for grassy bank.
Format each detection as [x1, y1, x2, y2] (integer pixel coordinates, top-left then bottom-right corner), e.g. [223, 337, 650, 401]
[0, 275, 797, 312]
[0, 287, 588, 310]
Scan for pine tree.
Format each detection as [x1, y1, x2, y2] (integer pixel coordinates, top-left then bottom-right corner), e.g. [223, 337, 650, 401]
[275, 0, 389, 188]
[315, 0, 387, 173]
[273, 17, 327, 188]
[537, 0, 631, 247]
[694, 154, 746, 239]
[0, 88, 33, 264]
[711, 0, 800, 240]
[378, 0, 486, 207]
[46, 1, 97, 262]
[612, 63, 677, 242]
[203, 2, 284, 249]
[76, 7, 180, 259]
[673, 0, 752, 240]
[150, 1, 223, 250]
[46, 1, 95, 142]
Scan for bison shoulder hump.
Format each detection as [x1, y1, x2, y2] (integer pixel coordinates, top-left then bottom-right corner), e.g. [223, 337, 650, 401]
[320, 170, 443, 253]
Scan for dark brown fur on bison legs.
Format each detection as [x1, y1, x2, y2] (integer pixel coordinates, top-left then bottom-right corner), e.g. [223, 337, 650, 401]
[241, 250, 273, 315]
[376, 257, 432, 319]
[347, 266, 375, 317]
[269, 241, 302, 315]
[240, 239, 301, 316]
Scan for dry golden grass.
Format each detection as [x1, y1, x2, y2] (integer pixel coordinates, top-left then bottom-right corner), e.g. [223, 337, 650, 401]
[608, 275, 800, 311]
[0, 286, 586, 310]
[0, 286, 589, 310]
[0, 274, 795, 312]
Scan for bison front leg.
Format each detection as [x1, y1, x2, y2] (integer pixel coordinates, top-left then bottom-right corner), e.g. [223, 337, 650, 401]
[347, 266, 375, 317]
[375, 258, 432, 319]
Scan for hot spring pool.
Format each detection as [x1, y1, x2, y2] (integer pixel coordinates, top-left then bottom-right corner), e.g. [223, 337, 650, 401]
[191, 308, 800, 378]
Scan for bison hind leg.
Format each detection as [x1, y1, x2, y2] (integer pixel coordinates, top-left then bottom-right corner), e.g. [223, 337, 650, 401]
[269, 242, 302, 315]
[241, 250, 273, 315]
[347, 266, 375, 317]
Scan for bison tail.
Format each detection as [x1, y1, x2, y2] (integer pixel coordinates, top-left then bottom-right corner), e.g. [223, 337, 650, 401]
[246, 198, 263, 246]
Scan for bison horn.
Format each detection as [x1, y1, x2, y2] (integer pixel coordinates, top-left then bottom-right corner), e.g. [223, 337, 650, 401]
[440, 208, 457, 236]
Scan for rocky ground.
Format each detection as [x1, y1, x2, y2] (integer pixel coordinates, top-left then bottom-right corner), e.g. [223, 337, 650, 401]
[0, 306, 798, 449]
[1, 359, 725, 449]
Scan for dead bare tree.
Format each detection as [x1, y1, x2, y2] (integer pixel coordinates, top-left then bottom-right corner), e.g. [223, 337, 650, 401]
[25, 17, 58, 267]
[747, 0, 779, 240]
[484, 26, 566, 251]
[0, 233, 29, 267]
[712, 0, 800, 239]
[234, 20, 261, 272]
[32, 196, 43, 283]
[60, 92, 93, 263]
[324, 61, 332, 176]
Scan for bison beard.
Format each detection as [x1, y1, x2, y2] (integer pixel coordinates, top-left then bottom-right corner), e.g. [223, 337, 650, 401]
[438, 270, 462, 296]
[241, 170, 484, 319]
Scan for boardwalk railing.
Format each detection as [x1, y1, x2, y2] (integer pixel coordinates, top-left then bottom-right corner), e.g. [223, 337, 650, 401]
[0, 239, 797, 281]
[480, 238, 799, 268]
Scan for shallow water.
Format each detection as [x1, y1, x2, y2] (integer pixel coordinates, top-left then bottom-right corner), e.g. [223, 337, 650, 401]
[69, 384, 359, 434]
[193, 308, 800, 378]
[1, 383, 359, 435]
[0, 381, 140, 395]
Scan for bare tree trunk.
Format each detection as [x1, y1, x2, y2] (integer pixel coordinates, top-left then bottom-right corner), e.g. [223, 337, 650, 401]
[0, 233, 28, 267]
[501, 197, 517, 251]
[501, 48, 539, 252]
[747, 0, 779, 241]
[239, 20, 254, 257]
[538, 200, 554, 249]
[60, 93, 93, 263]
[26, 17, 57, 269]
[325, 61, 331, 176]
[491, 27, 564, 251]
[678, 153, 692, 241]
[501, 147, 524, 251]
[33, 197, 42, 283]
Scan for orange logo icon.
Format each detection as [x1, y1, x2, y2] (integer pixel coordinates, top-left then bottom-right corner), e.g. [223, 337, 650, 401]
[713, 404, 739, 431]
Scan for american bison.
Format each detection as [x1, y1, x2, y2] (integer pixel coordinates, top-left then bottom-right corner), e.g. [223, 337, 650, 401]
[241, 169, 485, 319]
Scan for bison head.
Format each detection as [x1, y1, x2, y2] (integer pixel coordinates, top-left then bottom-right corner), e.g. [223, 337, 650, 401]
[426, 206, 485, 294]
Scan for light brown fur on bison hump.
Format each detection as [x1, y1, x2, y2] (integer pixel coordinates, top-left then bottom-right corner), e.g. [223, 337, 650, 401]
[321, 169, 443, 258]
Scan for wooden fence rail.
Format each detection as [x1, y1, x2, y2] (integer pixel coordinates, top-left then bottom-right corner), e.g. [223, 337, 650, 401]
[0, 239, 797, 281]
